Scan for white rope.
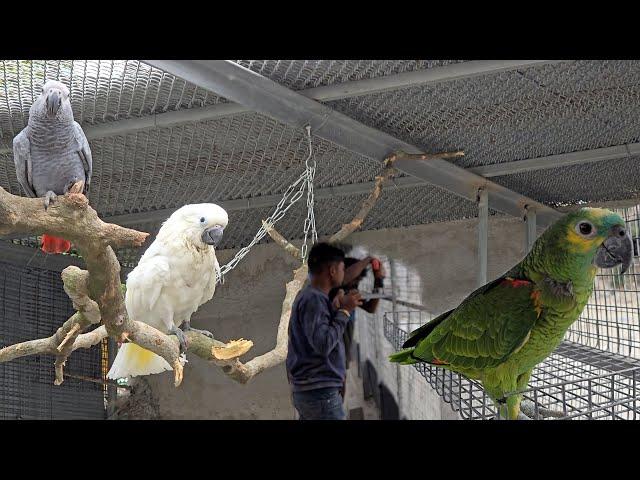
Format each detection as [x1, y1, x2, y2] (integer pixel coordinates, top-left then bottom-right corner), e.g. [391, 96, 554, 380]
[217, 126, 316, 284]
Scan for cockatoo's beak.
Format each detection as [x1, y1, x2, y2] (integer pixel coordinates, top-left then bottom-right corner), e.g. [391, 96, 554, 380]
[202, 225, 224, 246]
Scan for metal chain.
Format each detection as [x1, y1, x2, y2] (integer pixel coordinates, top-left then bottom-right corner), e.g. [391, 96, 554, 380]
[300, 125, 317, 262]
[217, 126, 316, 284]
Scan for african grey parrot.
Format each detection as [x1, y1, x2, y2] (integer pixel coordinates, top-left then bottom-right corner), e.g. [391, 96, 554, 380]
[12, 80, 92, 253]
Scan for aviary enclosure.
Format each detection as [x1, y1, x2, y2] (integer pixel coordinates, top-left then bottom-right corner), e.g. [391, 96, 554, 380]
[0, 60, 638, 419]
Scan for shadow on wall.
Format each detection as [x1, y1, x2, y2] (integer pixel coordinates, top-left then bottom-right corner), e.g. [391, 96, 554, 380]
[361, 359, 399, 420]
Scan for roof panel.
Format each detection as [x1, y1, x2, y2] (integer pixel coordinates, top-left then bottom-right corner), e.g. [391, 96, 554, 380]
[234, 60, 467, 90]
[0, 60, 226, 145]
[326, 60, 640, 168]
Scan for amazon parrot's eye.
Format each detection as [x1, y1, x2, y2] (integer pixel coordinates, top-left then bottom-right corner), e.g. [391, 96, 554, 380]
[576, 221, 594, 236]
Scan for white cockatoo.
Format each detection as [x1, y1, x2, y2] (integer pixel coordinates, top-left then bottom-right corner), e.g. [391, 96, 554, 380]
[107, 203, 228, 380]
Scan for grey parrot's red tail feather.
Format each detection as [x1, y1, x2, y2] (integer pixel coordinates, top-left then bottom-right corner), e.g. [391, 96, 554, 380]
[41, 234, 71, 254]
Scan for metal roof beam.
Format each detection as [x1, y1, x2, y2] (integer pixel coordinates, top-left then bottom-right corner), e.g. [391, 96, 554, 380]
[143, 60, 562, 228]
[102, 176, 425, 227]
[468, 143, 640, 177]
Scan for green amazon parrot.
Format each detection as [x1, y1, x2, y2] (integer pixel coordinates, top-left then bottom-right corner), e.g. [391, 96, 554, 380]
[389, 207, 633, 420]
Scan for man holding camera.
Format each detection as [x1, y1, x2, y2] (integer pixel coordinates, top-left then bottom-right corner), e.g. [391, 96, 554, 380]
[286, 243, 362, 420]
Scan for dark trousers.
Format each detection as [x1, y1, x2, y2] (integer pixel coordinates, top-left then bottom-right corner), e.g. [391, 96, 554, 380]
[292, 387, 346, 420]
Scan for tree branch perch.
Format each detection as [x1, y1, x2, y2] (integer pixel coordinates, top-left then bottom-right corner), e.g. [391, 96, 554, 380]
[0, 148, 464, 389]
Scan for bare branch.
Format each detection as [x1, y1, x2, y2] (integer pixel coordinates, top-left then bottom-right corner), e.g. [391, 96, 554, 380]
[0, 336, 57, 363]
[389, 150, 465, 162]
[262, 220, 302, 260]
[217, 264, 308, 383]
[57, 323, 81, 352]
[71, 326, 108, 351]
[329, 158, 398, 243]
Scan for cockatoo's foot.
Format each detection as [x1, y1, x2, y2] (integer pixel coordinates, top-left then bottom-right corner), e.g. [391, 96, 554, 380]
[181, 321, 215, 338]
[43, 191, 57, 210]
[170, 325, 189, 354]
[520, 400, 566, 419]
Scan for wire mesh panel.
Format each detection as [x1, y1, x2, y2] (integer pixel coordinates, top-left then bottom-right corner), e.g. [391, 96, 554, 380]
[0, 261, 105, 419]
[327, 61, 640, 171]
[233, 60, 467, 91]
[384, 313, 640, 420]
[566, 205, 640, 358]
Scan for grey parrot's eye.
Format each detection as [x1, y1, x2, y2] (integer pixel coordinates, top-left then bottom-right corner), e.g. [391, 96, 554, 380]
[576, 221, 595, 236]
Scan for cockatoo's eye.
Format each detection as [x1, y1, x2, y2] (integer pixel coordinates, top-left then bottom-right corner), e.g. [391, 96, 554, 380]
[575, 221, 596, 237]
[200, 217, 206, 224]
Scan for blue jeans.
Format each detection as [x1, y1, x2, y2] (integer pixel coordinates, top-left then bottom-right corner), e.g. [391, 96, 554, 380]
[292, 387, 346, 420]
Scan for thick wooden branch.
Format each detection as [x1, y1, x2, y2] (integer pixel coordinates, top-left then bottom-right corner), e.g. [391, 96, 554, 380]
[0, 187, 147, 250]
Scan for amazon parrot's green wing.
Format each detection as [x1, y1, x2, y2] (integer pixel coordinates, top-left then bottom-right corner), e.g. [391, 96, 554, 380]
[402, 273, 510, 349]
[390, 266, 540, 370]
[413, 278, 540, 370]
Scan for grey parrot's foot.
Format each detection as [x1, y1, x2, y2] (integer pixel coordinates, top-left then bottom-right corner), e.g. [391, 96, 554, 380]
[64, 178, 84, 195]
[520, 400, 566, 419]
[43, 191, 57, 210]
[181, 322, 215, 338]
[170, 325, 189, 354]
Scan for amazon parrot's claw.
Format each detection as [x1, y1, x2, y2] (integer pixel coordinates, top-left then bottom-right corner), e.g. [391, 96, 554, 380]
[520, 400, 566, 419]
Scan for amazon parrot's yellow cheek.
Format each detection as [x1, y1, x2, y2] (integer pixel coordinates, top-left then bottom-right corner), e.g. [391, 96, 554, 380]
[565, 229, 601, 253]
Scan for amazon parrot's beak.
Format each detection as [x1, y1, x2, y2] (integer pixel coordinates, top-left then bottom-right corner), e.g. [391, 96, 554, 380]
[594, 224, 633, 274]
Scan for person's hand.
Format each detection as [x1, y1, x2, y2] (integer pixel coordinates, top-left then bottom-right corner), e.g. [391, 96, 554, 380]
[339, 289, 363, 313]
[332, 289, 344, 310]
[371, 258, 386, 279]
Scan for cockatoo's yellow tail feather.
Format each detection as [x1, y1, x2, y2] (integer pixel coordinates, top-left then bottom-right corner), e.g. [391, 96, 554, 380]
[107, 343, 172, 379]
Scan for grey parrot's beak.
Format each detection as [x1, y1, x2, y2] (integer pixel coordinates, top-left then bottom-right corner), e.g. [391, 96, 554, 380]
[46, 91, 61, 116]
[594, 224, 633, 274]
[202, 225, 224, 246]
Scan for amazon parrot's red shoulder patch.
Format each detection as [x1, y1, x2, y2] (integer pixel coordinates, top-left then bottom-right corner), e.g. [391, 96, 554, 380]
[501, 277, 532, 288]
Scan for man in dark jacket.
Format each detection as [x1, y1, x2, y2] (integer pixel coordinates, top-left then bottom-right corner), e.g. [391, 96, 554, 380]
[286, 243, 362, 420]
[330, 256, 386, 370]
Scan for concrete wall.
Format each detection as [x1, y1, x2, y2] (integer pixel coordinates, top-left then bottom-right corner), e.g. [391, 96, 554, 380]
[124, 214, 532, 420]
